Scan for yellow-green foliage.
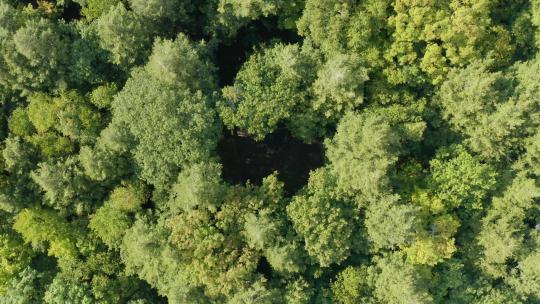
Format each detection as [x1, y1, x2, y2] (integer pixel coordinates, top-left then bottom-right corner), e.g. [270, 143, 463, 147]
[0, 0, 539, 303]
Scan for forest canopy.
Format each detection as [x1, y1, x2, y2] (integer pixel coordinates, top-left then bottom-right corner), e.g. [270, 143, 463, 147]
[0, 0, 540, 303]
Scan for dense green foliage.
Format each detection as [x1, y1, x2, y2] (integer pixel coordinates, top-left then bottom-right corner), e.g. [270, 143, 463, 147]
[0, 0, 539, 303]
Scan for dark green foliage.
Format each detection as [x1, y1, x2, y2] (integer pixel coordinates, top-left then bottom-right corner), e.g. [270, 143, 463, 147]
[79, 145, 131, 183]
[52, 91, 103, 145]
[331, 253, 434, 304]
[96, 3, 154, 68]
[90, 180, 148, 247]
[428, 145, 498, 210]
[288, 168, 361, 267]
[110, 33, 220, 189]
[332, 266, 374, 304]
[129, 0, 193, 24]
[145, 34, 216, 92]
[364, 194, 417, 251]
[31, 156, 101, 215]
[313, 53, 369, 122]
[13, 208, 79, 260]
[438, 58, 540, 161]
[3, 18, 69, 92]
[219, 43, 322, 142]
[89, 83, 117, 109]
[325, 112, 400, 203]
[0, 1, 539, 303]
[370, 253, 433, 304]
[0, 228, 33, 293]
[8, 107, 34, 137]
[112, 68, 220, 188]
[477, 176, 540, 279]
[0, 267, 48, 304]
[43, 275, 94, 304]
[168, 162, 225, 212]
[80, 0, 121, 21]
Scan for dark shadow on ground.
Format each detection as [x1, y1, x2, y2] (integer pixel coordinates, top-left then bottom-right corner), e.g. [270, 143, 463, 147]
[16, 0, 81, 21]
[218, 129, 324, 196]
[61, 1, 81, 22]
[214, 16, 301, 87]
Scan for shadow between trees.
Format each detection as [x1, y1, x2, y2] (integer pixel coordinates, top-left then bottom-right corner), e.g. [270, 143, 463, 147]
[218, 129, 324, 195]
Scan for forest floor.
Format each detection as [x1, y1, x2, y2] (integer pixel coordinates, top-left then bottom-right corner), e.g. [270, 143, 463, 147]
[218, 129, 324, 195]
